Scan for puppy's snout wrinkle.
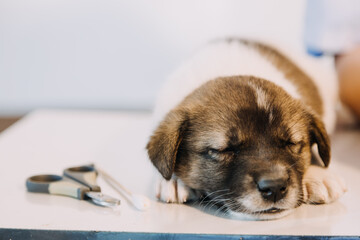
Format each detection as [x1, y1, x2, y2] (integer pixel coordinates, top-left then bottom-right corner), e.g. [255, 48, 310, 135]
[257, 176, 288, 202]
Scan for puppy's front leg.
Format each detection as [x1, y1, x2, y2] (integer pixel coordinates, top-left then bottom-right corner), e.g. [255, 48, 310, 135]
[303, 165, 347, 204]
[156, 175, 199, 203]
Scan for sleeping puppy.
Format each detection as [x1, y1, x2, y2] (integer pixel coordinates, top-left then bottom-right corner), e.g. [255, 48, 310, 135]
[146, 39, 347, 220]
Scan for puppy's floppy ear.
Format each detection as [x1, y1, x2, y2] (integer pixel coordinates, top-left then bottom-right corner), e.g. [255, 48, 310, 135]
[308, 112, 331, 167]
[146, 109, 188, 180]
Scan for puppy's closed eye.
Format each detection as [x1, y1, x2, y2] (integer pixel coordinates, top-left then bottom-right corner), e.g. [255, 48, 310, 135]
[203, 145, 243, 161]
[278, 139, 304, 154]
[204, 148, 221, 160]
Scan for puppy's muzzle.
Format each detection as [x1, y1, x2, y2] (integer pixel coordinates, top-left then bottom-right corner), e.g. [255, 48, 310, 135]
[257, 176, 288, 202]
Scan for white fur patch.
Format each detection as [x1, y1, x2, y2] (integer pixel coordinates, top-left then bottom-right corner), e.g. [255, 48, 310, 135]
[248, 82, 269, 110]
[254, 86, 268, 110]
[247, 81, 275, 123]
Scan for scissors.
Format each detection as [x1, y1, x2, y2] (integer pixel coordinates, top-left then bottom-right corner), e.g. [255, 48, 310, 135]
[26, 164, 120, 207]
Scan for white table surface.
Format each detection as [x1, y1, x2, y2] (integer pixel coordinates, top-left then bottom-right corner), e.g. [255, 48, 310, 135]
[0, 109, 360, 236]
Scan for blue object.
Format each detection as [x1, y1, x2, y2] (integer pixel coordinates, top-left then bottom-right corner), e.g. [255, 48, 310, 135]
[306, 48, 324, 57]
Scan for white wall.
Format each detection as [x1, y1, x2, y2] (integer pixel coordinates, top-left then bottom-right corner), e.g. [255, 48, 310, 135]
[0, 0, 306, 115]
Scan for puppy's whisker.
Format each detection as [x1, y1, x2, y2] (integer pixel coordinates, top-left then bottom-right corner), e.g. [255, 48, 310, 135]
[201, 190, 232, 205]
[201, 191, 235, 211]
[209, 196, 240, 215]
[198, 189, 230, 209]
[207, 197, 232, 209]
[218, 201, 240, 218]
[221, 200, 240, 215]
[202, 189, 230, 200]
[214, 200, 231, 216]
[203, 194, 233, 210]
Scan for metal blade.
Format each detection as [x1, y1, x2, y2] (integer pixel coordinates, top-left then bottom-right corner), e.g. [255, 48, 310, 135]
[86, 192, 121, 207]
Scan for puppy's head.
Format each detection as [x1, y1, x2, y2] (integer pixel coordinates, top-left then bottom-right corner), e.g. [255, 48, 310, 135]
[147, 76, 330, 220]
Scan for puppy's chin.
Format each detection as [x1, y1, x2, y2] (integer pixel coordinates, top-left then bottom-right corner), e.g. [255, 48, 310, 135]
[228, 208, 294, 221]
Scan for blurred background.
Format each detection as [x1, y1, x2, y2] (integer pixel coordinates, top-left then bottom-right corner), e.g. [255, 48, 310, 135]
[0, 0, 307, 126]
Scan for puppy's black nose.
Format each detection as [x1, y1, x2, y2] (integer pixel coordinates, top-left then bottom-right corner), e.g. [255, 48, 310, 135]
[257, 177, 288, 202]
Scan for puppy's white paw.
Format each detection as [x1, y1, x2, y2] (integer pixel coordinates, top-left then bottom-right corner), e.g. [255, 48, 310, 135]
[303, 165, 347, 204]
[156, 177, 197, 203]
